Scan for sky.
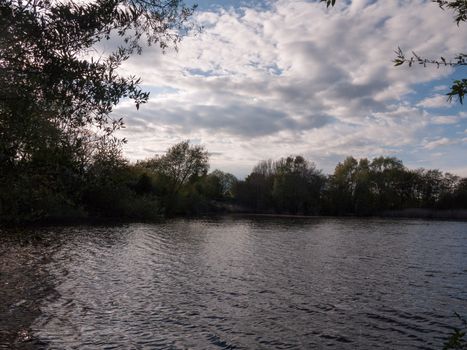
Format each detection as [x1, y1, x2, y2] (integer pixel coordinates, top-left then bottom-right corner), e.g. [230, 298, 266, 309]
[113, 0, 467, 178]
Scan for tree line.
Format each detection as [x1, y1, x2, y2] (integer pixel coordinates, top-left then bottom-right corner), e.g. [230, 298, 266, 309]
[2, 0, 466, 223]
[2, 140, 466, 223]
[237, 154, 467, 216]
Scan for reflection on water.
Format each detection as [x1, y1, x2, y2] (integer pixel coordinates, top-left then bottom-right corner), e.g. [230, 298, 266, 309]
[1, 217, 467, 349]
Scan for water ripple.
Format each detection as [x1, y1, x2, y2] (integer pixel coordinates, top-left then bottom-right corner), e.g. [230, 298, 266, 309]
[1, 217, 466, 349]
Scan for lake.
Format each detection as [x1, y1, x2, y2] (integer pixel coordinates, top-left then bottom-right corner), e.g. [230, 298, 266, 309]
[1, 217, 466, 349]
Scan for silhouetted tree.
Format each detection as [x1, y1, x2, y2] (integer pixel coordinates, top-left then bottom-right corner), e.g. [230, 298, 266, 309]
[325, 156, 359, 215]
[0, 0, 194, 221]
[272, 156, 324, 214]
[236, 156, 324, 214]
[138, 141, 209, 214]
[369, 157, 406, 211]
[139, 141, 209, 195]
[198, 170, 237, 200]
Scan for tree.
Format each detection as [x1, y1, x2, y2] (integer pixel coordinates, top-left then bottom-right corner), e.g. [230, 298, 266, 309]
[451, 177, 467, 209]
[322, 0, 467, 103]
[235, 156, 324, 214]
[272, 156, 324, 214]
[236, 160, 276, 211]
[208, 170, 238, 199]
[0, 0, 194, 220]
[1, 0, 195, 163]
[138, 141, 209, 196]
[325, 156, 358, 215]
[353, 158, 373, 215]
[137, 141, 209, 215]
[322, 156, 413, 215]
[369, 157, 406, 211]
[235, 172, 274, 211]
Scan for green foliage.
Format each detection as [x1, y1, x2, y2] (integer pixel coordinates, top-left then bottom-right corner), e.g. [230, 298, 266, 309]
[81, 144, 161, 219]
[443, 313, 467, 350]
[194, 170, 237, 201]
[209, 170, 238, 199]
[324, 156, 467, 215]
[237, 154, 467, 217]
[138, 141, 209, 195]
[324, 156, 358, 215]
[272, 156, 324, 214]
[0, 0, 194, 166]
[393, 6, 466, 103]
[137, 141, 210, 215]
[325, 0, 467, 104]
[2, 142, 467, 222]
[448, 79, 467, 104]
[434, 1, 467, 25]
[393, 49, 467, 103]
[235, 156, 324, 214]
[0, 0, 194, 222]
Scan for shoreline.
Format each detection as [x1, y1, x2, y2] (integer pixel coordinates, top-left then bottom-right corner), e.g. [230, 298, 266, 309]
[2, 209, 467, 228]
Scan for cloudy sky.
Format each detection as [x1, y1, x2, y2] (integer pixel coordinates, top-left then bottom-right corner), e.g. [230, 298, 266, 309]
[114, 0, 467, 178]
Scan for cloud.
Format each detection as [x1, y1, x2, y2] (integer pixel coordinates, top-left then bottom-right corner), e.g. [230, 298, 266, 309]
[431, 115, 459, 125]
[417, 94, 452, 108]
[110, 0, 467, 175]
[423, 137, 458, 150]
[433, 85, 448, 91]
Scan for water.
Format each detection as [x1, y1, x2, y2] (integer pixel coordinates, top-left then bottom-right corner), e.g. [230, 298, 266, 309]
[1, 217, 466, 349]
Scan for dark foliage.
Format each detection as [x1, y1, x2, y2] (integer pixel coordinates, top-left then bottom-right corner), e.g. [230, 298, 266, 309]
[443, 313, 467, 350]
[235, 155, 467, 216]
[0, 0, 194, 222]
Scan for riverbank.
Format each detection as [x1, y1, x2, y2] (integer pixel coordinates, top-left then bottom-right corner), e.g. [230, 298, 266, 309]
[2, 207, 467, 228]
[381, 208, 467, 220]
[225, 206, 467, 222]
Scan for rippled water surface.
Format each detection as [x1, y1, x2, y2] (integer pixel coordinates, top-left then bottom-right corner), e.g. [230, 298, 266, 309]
[1, 217, 467, 349]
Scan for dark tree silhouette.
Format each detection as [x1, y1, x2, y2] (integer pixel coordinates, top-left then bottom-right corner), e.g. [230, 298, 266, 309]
[0, 0, 195, 221]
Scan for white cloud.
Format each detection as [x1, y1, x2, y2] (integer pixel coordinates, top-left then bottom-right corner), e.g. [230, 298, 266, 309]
[423, 137, 458, 150]
[417, 94, 451, 108]
[431, 115, 459, 125]
[110, 0, 467, 175]
[433, 85, 448, 92]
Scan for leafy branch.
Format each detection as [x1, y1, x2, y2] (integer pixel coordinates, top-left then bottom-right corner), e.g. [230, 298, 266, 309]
[321, 0, 467, 105]
[393, 1, 467, 104]
[443, 313, 467, 350]
[434, 0, 467, 25]
[393, 48, 467, 103]
[321, 0, 336, 8]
